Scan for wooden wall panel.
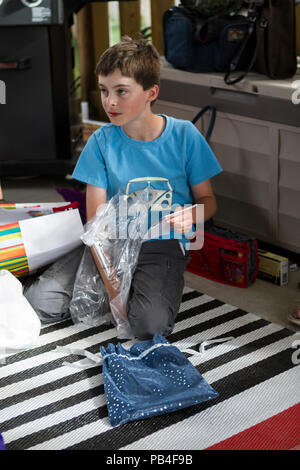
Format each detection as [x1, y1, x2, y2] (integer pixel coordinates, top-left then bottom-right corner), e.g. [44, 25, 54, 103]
[150, 0, 174, 55]
[91, 3, 110, 66]
[76, 4, 95, 101]
[119, 0, 141, 39]
[296, 4, 300, 55]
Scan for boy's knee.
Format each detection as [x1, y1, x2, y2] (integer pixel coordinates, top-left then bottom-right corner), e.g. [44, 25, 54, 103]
[127, 302, 174, 340]
[24, 246, 84, 324]
[24, 278, 71, 323]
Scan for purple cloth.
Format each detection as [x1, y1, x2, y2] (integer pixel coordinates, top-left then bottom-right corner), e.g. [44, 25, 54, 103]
[0, 433, 6, 450]
[54, 186, 87, 224]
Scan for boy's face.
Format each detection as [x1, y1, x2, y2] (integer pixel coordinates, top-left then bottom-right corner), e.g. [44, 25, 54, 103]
[98, 69, 158, 127]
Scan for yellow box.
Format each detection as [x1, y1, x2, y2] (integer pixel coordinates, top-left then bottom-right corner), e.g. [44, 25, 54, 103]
[257, 249, 289, 286]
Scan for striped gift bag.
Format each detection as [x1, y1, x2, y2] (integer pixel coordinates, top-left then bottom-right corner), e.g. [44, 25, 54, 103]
[0, 222, 29, 277]
[0, 210, 84, 278]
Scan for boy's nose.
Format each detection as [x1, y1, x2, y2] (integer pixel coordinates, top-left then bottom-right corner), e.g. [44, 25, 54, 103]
[107, 94, 117, 107]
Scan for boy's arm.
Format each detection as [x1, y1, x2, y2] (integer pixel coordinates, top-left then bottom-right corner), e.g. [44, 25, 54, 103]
[166, 179, 217, 233]
[191, 179, 217, 223]
[86, 184, 107, 221]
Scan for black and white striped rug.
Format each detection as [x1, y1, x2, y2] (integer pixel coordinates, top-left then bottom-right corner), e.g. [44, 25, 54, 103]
[1, 287, 300, 450]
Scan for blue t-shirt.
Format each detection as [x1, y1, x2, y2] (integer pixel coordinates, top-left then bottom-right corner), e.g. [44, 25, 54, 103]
[72, 114, 222, 242]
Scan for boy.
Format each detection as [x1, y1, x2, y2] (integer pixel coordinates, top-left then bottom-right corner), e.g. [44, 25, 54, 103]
[72, 36, 222, 339]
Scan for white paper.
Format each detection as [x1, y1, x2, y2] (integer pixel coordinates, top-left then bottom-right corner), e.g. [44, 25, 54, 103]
[143, 204, 199, 241]
[20, 209, 84, 271]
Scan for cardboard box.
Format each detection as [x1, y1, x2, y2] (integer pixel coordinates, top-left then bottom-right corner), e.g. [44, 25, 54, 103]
[82, 119, 107, 142]
[257, 249, 289, 286]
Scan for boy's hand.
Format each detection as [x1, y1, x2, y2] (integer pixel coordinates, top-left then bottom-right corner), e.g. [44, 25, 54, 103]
[165, 206, 194, 234]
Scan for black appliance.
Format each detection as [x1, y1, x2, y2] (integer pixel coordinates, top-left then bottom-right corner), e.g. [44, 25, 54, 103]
[0, 0, 132, 176]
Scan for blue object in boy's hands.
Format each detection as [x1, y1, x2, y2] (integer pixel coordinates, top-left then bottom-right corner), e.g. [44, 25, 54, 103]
[100, 334, 219, 427]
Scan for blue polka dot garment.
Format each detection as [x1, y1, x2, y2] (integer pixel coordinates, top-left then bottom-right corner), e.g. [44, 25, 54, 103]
[100, 334, 219, 427]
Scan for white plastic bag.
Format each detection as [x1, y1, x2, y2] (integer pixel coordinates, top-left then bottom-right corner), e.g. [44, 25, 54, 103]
[82, 191, 148, 339]
[0, 270, 41, 351]
[69, 246, 111, 327]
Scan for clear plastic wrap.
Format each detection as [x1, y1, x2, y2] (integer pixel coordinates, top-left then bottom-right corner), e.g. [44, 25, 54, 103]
[69, 246, 111, 327]
[81, 191, 149, 339]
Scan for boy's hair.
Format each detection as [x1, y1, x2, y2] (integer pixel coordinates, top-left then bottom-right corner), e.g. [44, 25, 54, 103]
[95, 36, 161, 91]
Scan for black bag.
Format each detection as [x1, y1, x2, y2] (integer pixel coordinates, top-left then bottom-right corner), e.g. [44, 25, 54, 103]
[180, 0, 244, 18]
[254, 0, 297, 79]
[163, 1, 297, 84]
[163, 5, 258, 84]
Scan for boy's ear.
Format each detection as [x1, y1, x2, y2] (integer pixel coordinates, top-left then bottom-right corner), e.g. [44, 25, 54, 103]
[147, 84, 159, 103]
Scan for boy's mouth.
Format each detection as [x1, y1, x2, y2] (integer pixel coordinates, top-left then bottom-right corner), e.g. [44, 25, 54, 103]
[108, 112, 122, 118]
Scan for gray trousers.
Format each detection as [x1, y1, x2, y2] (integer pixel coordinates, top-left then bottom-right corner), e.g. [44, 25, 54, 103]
[127, 240, 190, 339]
[24, 240, 190, 339]
[24, 245, 85, 324]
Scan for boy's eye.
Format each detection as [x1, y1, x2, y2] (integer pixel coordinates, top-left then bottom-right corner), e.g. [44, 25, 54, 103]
[100, 88, 108, 95]
[118, 89, 127, 95]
